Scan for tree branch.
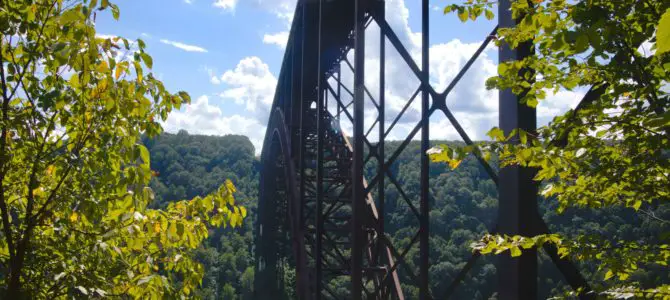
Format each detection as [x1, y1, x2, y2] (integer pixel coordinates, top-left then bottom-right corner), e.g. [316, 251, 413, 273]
[0, 30, 16, 266]
[3, 1, 59, 295]
[639, 209, 669, 224]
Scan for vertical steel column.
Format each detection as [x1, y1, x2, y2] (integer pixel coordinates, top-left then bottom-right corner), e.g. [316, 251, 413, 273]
[291, 18, 304, 156]
[283, 65, 290, 124]
[315, 0, 324, 298]
[420, 0, 430, 299]
[497, 0, 537, 299]
[288, 41, 295, 148]
[298, 1, 307, 236]
[377, 1, 386, 297]
[256, 159, 269, 299]
[258, 154, 280, 299]
[297, 6, 310, 298]
[336, 68, 341, 120]
[352, 0, 366, 298]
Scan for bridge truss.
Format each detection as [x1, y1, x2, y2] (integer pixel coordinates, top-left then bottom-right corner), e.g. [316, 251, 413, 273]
[255, 0, 594, 299]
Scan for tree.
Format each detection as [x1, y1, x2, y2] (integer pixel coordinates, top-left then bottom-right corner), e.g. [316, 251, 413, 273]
[0, 0, 245, 298]
[432, 0, 670, 297]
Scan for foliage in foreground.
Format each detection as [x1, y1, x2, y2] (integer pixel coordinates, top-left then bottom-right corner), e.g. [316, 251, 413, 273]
[143, 132, 258, 299]
[432, 0, 670, 297]
[0, 0, 244, 298]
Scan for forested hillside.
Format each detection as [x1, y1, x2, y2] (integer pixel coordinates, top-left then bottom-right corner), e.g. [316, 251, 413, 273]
[143, 131, 258, 299]
[145, 132, 669, 299]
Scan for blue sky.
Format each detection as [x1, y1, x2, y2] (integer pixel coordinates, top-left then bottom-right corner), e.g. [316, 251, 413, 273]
[95, 0, 583, 154]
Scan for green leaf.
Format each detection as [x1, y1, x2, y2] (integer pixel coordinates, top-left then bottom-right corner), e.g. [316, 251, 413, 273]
[60, 9, 81, 24]
[111, 4, 120, 20]
[76, 286, 88, 295]
[632, 200, 642, 211]
[138, 275, 153, 285]
[521, 238, 535, 249]
[177, 222, 185, 237]
[656, 9, 670, 55]
[470, 6, 481, 21]
[141, 53, 153, 69]
[115, 62, 125, 80]
[458, 9, 468, 22]
[486, 127, 505, 141]
[178, 91, 191, 103]
[645, 111, 670, 127]
[134, 61, 143, 83]
[485, 9, 494, 20]
[27, 5, 36, 21]
[604, 269, 614, 280]
[139, 144, 150, 164]
[574, 34, 589, 53]
[497, 63, 509, 75]
[510, 246, 522, 257]
[143, 186, 155, 202]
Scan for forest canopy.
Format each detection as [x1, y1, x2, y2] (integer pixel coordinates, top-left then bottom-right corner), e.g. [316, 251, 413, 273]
[146, 132, 668, 299]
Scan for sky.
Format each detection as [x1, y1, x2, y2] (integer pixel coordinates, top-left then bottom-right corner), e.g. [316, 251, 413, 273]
[95, 0, 585, 154]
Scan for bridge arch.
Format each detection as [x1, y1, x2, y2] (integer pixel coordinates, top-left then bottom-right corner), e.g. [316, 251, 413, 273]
[256, 108, 311, 300]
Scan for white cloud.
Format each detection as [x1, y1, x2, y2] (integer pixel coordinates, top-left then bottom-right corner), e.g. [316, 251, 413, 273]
[216, 56, 277, 122]
[197, 57, 278, 150]
[431, 40, 499, 113]
[202, 66, 222, 84]
[263, 31, 289, 49]
[213, 0, 237, 11]
[316, 0, 501, 141]
[162, 95, 266, 153]
[330, 0, 581, 141]
[159, 39, 208, 53]
[537, 89, 584, 125]
[95, 33, 118, 40]
[184, 0, 193, 4]
[255, 0, 295, 50]
[253, 0, 295, 23]
[198, 0, 583, 153]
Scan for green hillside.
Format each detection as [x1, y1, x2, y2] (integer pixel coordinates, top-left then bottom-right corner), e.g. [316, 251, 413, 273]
[145, 132, 669, 299]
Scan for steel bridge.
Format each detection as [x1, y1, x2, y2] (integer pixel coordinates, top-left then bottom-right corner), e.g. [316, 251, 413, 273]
[254, 0, 593, 299]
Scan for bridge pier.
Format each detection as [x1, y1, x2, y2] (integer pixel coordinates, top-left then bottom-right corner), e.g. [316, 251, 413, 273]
[497, 0, 537, 299]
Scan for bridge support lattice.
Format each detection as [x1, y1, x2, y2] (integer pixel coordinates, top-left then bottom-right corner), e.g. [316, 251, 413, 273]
[255, 0, 594, 299]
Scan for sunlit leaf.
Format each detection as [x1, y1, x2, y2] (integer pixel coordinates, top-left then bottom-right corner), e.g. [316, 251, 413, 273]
[656, 9, 670, 55]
